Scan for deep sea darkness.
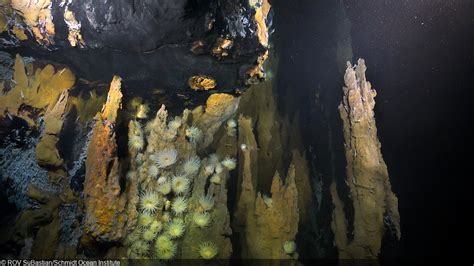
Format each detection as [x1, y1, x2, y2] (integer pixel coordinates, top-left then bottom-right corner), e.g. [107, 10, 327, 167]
[345, 0, 472, 259]
[274, 0, 472, 260]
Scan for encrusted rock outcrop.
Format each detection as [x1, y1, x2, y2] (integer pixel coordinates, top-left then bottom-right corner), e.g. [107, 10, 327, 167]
[237, 78, 287, 191]
[12, 184, 62, 258]
[180, 156, 233, 259]
[234, 115, 300, 259]
[0, 53, 74, 188]
[83, 76, 127, 242]
[1, 181, 76, 259]
[192, 93, 240, 149]
[121, 92, 238, 259]
[242, 75, 316, 210]
[0, 54, 75, 126]
[11, 0, 54, 45]
[331, 59, 401, 259]
[35, 90, 69, 168]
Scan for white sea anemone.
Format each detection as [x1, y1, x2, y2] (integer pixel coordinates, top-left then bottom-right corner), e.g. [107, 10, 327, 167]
[226, 119, 237, 137]
[226, 119, 237, 128]
[168, 116, 182, 130]
[139, 191, 160, 214]
[240, 143, 248, 151]
[185, 126, 203, 145]
[156, 235, 172, 247]
[198, 241, 218, 259]
[142, 228, 158, 241]
[129, 240, 149, 256]
[149, 220, 163, 233]
[283, 240, 297, 254]
[214, 163, 224, 174]
[153, 148, 178, 168]
[204, 164, 215, 176]
[171, 196, 188, 215]
[157, 176, 167, 184]
[221, 156, 236, 170]
[155, 235, 177, 260]
[198, 194, 215, 211]
[148, 164, 159, 177]
[157, 180, 172, 195]
[138, 213, 154, 227]
[210, 173, 221, 185]
[167, 220, 185, 239]
[129, 135, 144, 151]
[193, 211, 211, 228]
[263, 194, 273, 208]
[172, 175, 190, 194]
[136, 104, 149, 119]
[182, 155, 201, 176]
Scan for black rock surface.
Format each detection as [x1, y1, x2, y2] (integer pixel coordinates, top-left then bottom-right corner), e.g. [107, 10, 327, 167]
[3, 0, 270, 94]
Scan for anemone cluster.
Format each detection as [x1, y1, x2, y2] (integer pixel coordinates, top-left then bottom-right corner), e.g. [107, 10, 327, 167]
[124, 105, 238, 260]
[128, 120, 145, 152]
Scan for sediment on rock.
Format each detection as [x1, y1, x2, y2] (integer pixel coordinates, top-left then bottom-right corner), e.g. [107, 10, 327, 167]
[180, 156, 233, 259]
[83, 76, 127, 242]
[233, 115, 300, 259]
[237, 78, 288, 193]
[331, 59, 401, 259]
[230, 67, 318, 258]
[120, 91, 239, 259]
[0, 54, 75, 126]
[36, 90, 69, 169]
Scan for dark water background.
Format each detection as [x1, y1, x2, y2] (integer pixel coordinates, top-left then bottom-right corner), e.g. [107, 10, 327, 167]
[274, 0, 472, 260]
[346, 0, 472, 259]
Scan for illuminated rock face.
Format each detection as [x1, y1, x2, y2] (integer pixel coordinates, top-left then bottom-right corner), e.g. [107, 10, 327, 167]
[233, 115, 300, 259]
[83, 76, 128, 242]
[0, 54, 75, 126]
[1, 0, 272, 94]
[35, 90, 69, 168]
[11, 0, 55, 45]
[121, 94, 239, 259]
[331, 59, 401, 259]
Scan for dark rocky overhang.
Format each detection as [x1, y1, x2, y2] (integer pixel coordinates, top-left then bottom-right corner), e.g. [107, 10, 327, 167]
[1, 0, 272, 95]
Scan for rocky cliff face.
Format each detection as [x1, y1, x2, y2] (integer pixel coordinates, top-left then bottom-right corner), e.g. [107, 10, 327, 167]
[0, 0, 272, 95]
[83, 76, 128, 242]
[233, 117, 300, 258]
[331, 59, 401, 259]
